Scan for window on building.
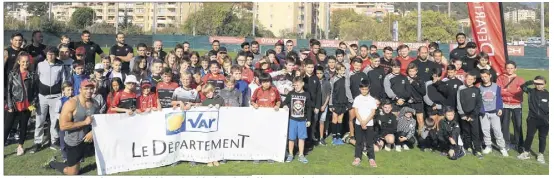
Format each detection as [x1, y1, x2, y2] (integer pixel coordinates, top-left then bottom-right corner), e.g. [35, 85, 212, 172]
[108, 9, 116, 13]
[157, 17, 166, 20]
[168, 2, 176, 5]
[169, 24, 175, 28]
[136, 2, 144, 5]
[96, 9, 103, 14]
[108, 16, 115, 20]
[108, 2, 115, 6]
[168, 16, 176, 21]
[137, 8, 144, 13]
[127, 9, 133, 13]
[137, 16, 144, 21]
[168, 8, 176, 13]
[96, 16, 103, 21]
[157, 23, 166, 28]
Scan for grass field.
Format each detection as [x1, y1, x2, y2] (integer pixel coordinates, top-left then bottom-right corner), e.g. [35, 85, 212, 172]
[3, 51, 550, 175]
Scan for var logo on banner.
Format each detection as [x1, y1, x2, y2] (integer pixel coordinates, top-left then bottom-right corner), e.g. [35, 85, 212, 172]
[165, 110, 219, 135]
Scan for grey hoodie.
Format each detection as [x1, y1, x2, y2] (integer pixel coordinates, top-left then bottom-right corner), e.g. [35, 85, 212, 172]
[396, 107, 417, 139]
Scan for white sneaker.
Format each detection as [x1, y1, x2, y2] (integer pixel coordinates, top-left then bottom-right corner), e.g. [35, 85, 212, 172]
[517, 152, 530, 160]
[384, 145, 391, 152]
[395, 145, 402, 152]
[500, 149, 509, 157]
[402, 144, 410, 150]
[537, 154, 545, 164]
[483, 146, 492, 154]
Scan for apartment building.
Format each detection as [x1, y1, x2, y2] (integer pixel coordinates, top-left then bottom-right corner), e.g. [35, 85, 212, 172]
[255, 2, 330, 38]
[504, 9, 536, 23]
[50, 2, 202, 32]
[330, 2, 394, 17]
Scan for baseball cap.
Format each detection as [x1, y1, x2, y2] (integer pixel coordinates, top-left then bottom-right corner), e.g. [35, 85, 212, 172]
[466, 42, 477, 48]
[80, 79, 95, 88]
[76, 46, 86, 55]
[94, 63, 105, 72]
[124, 75, 139, 85]
[218, 47, 227, 54]
[140, 80, 152, 89]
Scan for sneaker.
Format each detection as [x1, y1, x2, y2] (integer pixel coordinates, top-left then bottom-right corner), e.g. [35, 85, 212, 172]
[483, 146, 492, 154]
[253, 160, 260, 164]
[29, 144, 41, 154]
[369, 159, 377, 168]
[476, 152, 484, 159]
[285, 155, 294, 162]
[500, 149, 509, 157]
[207, 162, 214, 167]
[213, 161, 220, 167]
[319, 140, 327, 146]
[459, 150, 466, 158]
[43, 156, 57, 169]
[467, 148, 473, 154]
[16, 147, 24, 156]
[537, 154, 545, 164]
[49, 144, 60, 151]
[298, 155, 308, 164]
[402, 144, 410, 150]
[352, 158, 361, 166]
[517, 152, 530, 160]
[395, 145, 402, 152]
[384, 145, 391, 152]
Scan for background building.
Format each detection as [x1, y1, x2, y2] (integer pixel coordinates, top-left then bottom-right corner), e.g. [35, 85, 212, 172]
[49, 2, 202, 32]
[504, 9, 536, 23]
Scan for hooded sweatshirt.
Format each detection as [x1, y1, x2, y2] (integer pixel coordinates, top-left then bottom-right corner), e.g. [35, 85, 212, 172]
[521, 80, 549, 119]
[439, 119, 460, 139]
[456, 84, 482, 118]
[396, 107, 417, 140]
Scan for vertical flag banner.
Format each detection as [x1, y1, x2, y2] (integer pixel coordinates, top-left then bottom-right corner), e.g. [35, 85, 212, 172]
[467, 2, 508, 74]
[392, 21, 399, 42]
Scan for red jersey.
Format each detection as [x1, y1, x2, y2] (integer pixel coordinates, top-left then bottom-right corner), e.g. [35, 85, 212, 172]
[497, 74, 525, 105]
[455, 69, 466, 82]
[349, 56, 371, 71]
[251, 86, 281, 108]
[241, 67, 254, 84]
[202, 73, 226, 93]
[156, 82, 179, 108]
[396, 56, 415, 76]
[137, 93, 159, 112]
[111, 90, 137, 113]
[106, 91, 121, 114]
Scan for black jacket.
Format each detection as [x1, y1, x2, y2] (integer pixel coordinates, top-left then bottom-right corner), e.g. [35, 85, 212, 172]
[331, 76, 349, 106]
[408, 76, 426, 103]
[456, 85, 482, 118]
[438, 77, 464, 108]
[410, 59, 441, 82]
[349, 71, 369, 99]
[376, 112, 397, 137]
[449, 47, 467, 60]
[366, 66, 387, 100]
[303, 74, 322, 109]
[439, 119, 460, 138]
[384, 73, 411, 101]
[424, 80, 447, 108]
[96, 76, 110, 102]
[522, 80, 549, 119]
[7, 69, 39, 111]
[461, 55, 478, 72]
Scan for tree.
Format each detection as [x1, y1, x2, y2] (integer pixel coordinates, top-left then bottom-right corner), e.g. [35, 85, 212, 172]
[26, 2, 49, 17]
[4, 8, 25, 30]
[86, 22, 116, 34]
[398, 10, 458, 42]
[70, 7, 95, 30]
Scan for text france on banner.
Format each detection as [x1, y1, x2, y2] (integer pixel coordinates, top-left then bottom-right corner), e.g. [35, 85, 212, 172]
[92, 107, 289, 175]
[467, 2, 507, 74]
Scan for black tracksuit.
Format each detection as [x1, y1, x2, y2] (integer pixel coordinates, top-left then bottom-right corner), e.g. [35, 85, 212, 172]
[303, 74, 322, 141]
[438, 77, 464, 108]
[470, 66, 498, 84]
[449, 47, 467, 60]
[376, 112, 397, 138]
[331, 76, 349, 115]
[407, 76, 426, 113]
[456, 84, 483, 152]
[349, 71, 368, 99]
[424, 80, 447, 114]
[384, 73, 411, 102]
[438, 119, 461, 151]
[410, 59, 441, 82]
[461, 55, 478, 72]
[521, 80, 549, 154]
[366, 67, 387, 100]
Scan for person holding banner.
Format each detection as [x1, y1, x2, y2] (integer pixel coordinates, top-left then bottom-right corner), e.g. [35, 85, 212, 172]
[282, 76, 313, 164]
[46, 80, 100, 175]
[110, 75, 139, 115]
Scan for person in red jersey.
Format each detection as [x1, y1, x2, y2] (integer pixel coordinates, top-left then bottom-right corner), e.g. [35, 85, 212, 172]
[156, 68, 179, 108]
[395, 44, 415, 76]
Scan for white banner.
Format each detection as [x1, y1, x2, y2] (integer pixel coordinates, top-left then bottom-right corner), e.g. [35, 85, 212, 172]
[92, 107, 289, 175]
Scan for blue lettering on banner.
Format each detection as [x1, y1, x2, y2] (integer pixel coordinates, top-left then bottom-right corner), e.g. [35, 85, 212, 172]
[184, 111, 219, 133]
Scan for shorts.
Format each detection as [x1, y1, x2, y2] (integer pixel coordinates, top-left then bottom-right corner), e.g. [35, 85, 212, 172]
[425, 106, 444, 116]
[410, 102, 424, 114]
[288, 119, 308, 141]
[319, 107, 329, 122]
[392, 103, 404, 112]
[331, 104, 348, 115]
[65, 142, 88, 167]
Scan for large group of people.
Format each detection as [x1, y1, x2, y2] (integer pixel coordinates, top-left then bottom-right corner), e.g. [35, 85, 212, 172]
[3, 30, 549, 175]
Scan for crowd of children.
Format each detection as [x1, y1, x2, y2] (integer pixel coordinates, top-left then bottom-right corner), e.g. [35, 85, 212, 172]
[3, 31, 549, 173]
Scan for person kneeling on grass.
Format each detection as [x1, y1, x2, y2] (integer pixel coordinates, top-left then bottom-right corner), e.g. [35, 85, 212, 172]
[374, 99, 397, 152]
[201, 84, 225, 167]
[395, 107, 417, 152]
[438, 107, 465, 160]
[351, 79, 378, 167]
[282, 76, 313, 164]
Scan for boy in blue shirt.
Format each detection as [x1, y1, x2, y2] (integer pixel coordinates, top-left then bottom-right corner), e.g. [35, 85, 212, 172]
[231, 65, 249, 107]
[71, 61, 89, 96]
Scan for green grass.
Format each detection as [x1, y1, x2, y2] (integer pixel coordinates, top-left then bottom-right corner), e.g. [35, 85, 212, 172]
[3, 67, 549, 175]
